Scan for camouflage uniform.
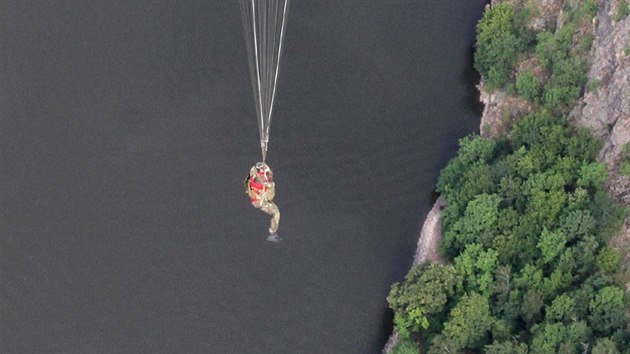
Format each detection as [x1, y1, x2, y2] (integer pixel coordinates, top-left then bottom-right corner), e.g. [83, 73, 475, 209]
[245, 162, 280, 235]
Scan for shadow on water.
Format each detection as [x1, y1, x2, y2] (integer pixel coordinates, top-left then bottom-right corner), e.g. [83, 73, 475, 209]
[462, 46, 485, 118]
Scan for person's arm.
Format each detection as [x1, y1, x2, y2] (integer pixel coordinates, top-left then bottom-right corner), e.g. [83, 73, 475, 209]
[243, 176, 251, 195]
[264, 181, 275, 201]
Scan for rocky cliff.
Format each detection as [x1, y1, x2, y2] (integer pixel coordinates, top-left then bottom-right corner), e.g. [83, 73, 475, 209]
[481, 0, 629, 204]
[384, 1, 629, 351]
[479, 0, 630, 269]
[569, 0, 630, 205]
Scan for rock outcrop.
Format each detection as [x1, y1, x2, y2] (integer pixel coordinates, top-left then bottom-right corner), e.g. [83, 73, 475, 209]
[384, 0, 630, 351]
[570, 0, 630, 205]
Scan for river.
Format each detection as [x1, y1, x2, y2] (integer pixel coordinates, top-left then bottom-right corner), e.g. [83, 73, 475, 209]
[0, 1, 486, 352]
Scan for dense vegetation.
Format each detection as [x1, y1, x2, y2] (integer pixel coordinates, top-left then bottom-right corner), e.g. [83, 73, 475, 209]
[474, 0, 595, 115]
[389, 114, 627, 352]
[388, 1, 629, 352]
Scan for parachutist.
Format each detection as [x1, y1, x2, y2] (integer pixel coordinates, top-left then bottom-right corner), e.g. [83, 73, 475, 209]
[244, 162, 281, 241]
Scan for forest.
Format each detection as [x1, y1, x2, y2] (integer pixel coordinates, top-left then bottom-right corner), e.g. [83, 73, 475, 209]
[388, 1, 630, 353]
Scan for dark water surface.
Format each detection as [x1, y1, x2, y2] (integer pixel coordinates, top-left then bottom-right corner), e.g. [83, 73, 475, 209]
[0, 1, 486, 352]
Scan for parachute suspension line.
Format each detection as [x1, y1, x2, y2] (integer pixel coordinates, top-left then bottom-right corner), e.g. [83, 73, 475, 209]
[265, 0, 289, 162]
[250, 0, 266, 161]
[239, 0, 290, 163]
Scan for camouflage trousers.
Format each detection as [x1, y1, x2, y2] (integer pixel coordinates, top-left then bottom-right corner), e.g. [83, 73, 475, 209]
[253, 200, 280, 234]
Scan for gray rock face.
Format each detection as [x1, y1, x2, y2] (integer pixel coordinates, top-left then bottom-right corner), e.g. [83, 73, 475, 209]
[570, 0, 630, 204]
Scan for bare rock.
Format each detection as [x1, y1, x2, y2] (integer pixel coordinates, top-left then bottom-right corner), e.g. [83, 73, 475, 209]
[536, 0, 565, 31]
[478, 80, 533, 138]
[570, 0, 630, 204]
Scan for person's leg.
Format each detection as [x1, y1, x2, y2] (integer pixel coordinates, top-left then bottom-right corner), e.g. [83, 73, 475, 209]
[260, 201, 280, 234]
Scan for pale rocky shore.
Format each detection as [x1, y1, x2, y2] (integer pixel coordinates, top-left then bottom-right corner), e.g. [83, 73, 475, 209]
[382, 197, 445, 353]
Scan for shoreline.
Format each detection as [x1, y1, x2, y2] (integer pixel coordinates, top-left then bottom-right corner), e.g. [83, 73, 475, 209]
[382, 196, 446, 353]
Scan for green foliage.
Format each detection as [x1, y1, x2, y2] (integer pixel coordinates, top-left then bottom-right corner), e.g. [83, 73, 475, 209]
[535, 25, 574, 70]
[589, 286, 626, 334]
[391, 339, 420, 354]
[387, 263, 458, 338]
[474, 3, 525, 89]
[592, 337, 620, 354]
[537, 229, 567, 264]
[530, 322, 567, 353]
[585, 0, 599, 18]
[542, 55, 588, 114]
[597, 246, 621, 273]
[615, 0, 629, 22]
[440, 292, 494, 351]
[589, 191, 627, 240]
[533, 15, 593, 114]
[454, 244, 498, 295]
[515, 71, 542, 102]
[563, 0, 598, 24]
[532, 320, 591, 353]
[390, 110, 628, 351]
[588, 78, 602, 92]
[521, 289, 545, 325]
[545, 294, 575, 322]
[443, 194, 502, 256]
[620, 143, 630, 176]
[485, 340, 528, 354]
[578, 162, 608, 189]
[579, 31, 595, 53]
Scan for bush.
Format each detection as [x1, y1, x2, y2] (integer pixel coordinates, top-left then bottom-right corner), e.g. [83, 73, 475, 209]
[391, 339, 420, 354]
[542, 55, 588, 114]
[588, 78, 601, 92]
[387, 263, 458, 337]
[474, 3, 525, 90]
[615, 0, 629, 22]
[515, 71, 542, 102]
[597, 246, 621, 273]
[620, 143, 630, 176]
[592, 337, 620, 354]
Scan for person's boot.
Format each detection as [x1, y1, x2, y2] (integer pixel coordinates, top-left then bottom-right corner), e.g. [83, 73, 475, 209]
[266, 229, 281, 242]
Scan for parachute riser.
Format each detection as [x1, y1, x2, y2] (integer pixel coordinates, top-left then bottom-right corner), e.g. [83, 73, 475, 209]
[261, 140, 268, 163]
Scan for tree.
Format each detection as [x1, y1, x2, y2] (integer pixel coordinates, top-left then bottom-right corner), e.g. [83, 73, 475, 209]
[592, 337, 620, 354]
[596, 246, 620, 274]
[454, 244, 499, 295]
[537, 228, 568, 264]
[515, 71, 542, 102]
[391, 339, 420, 354]
[474, 3, 525, 89]
[545, 294, 575, 322]
[559, 210, 596, 242]
[588, 286, 626, 335]
[577, 162, 608, 189]
[387, 263, 458, 338]
[442, 194, 502, 256]
[559, 321, 593, 354]
[530, 322, 567, 354]
[521, 289, 544, 325]
[438, 293, 494, 351]
[485, 340, 528, 354]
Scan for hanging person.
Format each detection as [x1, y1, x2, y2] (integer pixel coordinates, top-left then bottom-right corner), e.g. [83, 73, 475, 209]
[244, 162, 281, 242]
